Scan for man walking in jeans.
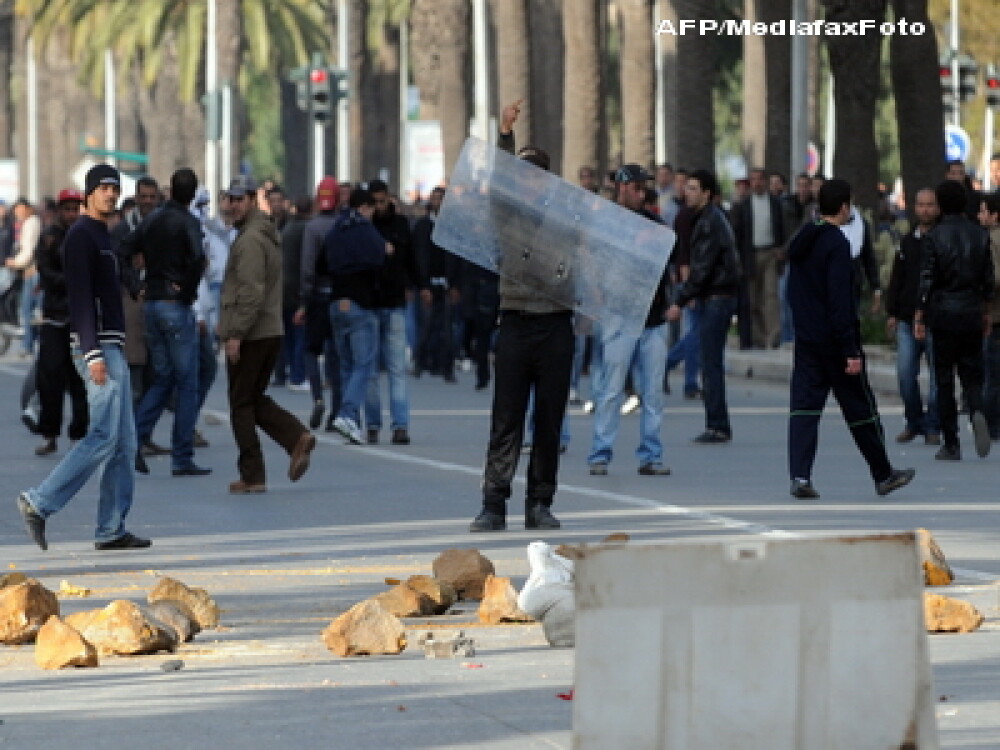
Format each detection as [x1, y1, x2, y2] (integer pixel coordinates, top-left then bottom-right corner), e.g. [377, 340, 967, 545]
[16, 164, 151, 551]
[886, 188, 940, 446]
[667, 169, 739, 444]
[127, 168, 211, 477]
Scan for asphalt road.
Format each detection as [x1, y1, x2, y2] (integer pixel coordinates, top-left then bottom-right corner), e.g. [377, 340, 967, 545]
[0, 349, 997, 749]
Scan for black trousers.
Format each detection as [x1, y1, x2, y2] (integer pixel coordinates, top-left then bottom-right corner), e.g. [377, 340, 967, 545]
[226, 336, 307, 484]
[932, 326, 985, 449]
[36, 323, 88, 440]
[482, 311, 574, 514]
[788, 341, 891, 483]
[415, 293, 454, 378]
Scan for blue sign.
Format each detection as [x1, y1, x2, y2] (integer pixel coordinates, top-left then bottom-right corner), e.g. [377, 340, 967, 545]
[945, 125, 971, 162]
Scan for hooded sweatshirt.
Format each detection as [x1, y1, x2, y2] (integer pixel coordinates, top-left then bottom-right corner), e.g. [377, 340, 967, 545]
[786, 219, 861, 358]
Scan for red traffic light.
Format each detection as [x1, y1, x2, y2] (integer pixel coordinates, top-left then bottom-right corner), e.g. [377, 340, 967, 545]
[939, 66, 952, 78]
[988, 77, 1000, 90]
[310, 68, 328, 84]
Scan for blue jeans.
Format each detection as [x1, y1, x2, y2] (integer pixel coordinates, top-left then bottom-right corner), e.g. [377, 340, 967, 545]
[275, 308, 305, 385]
[570, 333, 587, 392]
[24, 344, 136, 542]
[365, 307, 410, 430]
[330, 299, 378, 425]
[666, 302, 701, 394]
[896, 320, 939, 435]
[700, 296, 735, 435]
[20, 272, 39, 354]
[134, 300, 200, 469]
[588, 324, 667, 466]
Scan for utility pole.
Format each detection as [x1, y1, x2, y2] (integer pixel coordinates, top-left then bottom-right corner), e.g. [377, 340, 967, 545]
[336, 0, 350, 179]
[471, 0, 489, 141]
[205, 0, 219, 209]
[104, 49, 116, 169]
[26, 36, 38, 203]
[789, 0, 809, 176]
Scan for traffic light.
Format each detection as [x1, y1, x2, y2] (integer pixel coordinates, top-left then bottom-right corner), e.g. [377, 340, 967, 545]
[958, 56, 978, 102]
[940, 63, 955, 113]
[987, 66, 1000, 109]
[310, 67, 331, 123]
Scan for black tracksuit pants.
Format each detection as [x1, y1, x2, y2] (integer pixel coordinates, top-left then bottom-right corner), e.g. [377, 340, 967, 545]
[788, 341, 892, 483]
[482, 311, 574, 515]
[36, 323, 88, 440]
[933, 326, 985, 449]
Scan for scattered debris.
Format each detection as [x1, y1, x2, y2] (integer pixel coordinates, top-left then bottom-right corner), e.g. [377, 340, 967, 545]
[924, 593, 984, 633]
[404, 575, 456, 615]
[415, 630, 475, 659]
[374, 584, 435, 618]
[0, 572, 28, 589]
[556, 690, 574, 701]
[916, 529, 953, 586]
[148, 601, 201, 643]
[0, 578, 60, 645]
[34, 615, 98, 670]
[321, 599, 407, 657]
[461, 662, 484, 669]
[160, 659, 185, 672]
[478, 575, 533, 625]
[58, 580, 92, 598]
[518, 542, 575, 647]
[148, 577, 220, 629]
[432, 549, 495, 601]
[65, 600, 177, 655]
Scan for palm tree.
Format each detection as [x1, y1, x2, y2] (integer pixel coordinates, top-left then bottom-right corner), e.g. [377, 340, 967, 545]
[493, 0, 532, 145]
[890, 0, 944, 217]
[409, 0, 469, 179]
[743, 0, 791, 178]
[562, 0, 602, 182]
[671, 0, 715, 171]
[361, 0, 406, 186]
[619, 0, 654, 167]
[0, 0, 14, 158]
[822, 0, 887, 213]
[528, 0, 563, 171]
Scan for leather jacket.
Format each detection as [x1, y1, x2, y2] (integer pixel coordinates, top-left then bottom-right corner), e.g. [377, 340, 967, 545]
[673, 204, 740, 306]
[917, 214, 994, 331]
[122, 200, 205, 305]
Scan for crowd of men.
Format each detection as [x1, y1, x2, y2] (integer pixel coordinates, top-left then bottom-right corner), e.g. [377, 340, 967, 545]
[3, 105, 999, 545]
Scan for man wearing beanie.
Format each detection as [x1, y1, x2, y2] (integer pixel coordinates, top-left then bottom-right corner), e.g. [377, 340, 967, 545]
[15, 164, 152, 551]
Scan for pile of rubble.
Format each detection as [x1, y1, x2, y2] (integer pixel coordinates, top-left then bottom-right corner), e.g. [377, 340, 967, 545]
[0, 572, 219, 670]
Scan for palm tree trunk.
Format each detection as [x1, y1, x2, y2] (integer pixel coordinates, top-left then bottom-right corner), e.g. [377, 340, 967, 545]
[619, 0, 654, 167]
[493, 0, 532, 145]
[562, 0, 602, 181]
[0, 0, 13, 158]
[822, 0, 886, 214]
[890, 0, 944, 218]
[348, 0, 367, 183]
[528, 0, 563, 171]
[742, 0, 766, 169]
[672, 0, 715, 171]
[762, 1, 791, 180]
[215, 0, 242, 181]
[362, 21, 401, 188]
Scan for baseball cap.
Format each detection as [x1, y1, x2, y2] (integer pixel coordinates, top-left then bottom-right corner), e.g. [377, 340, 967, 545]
[225, 175, 257, 198]
[614, 164, 653, 184]
[84, 164, 121, 196]
[315, 176, 339, 211]
[57, 188, 83, 204]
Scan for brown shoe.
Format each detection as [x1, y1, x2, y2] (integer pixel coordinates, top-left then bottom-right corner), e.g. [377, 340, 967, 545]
[895, 428, 918, 443]
[229, 480, 267, 494]
[288, 432, 317, 482]
[925, 432, 941, 446]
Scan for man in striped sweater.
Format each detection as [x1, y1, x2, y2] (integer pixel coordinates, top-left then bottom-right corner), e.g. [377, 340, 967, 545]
[15, 164, 151, 551]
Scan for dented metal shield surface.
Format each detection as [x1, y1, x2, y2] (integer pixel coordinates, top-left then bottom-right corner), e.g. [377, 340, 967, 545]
[572, 533, 939, 750]
[432, 137, 675, 338]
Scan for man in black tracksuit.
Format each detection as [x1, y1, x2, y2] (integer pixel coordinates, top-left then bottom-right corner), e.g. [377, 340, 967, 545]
[33, 189, 88, 456]
[914, 179, 995, 461]
[786, 179, 915, 499]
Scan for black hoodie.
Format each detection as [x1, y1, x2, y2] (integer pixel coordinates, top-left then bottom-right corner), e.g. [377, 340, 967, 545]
[786, 220, 860, 358]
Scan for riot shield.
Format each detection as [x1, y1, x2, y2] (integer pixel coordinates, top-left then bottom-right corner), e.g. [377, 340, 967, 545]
[432, 137, 675, 337]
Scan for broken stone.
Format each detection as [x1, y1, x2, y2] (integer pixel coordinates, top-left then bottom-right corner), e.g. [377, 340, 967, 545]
[65, 600, 178, 655]
[34, 615, 98, 670]
[415, 630, 476, 658]
[601, 532, 631, 543]
[147, 600, 201, 642]
[0, 578, 60, 645]
[432, 549, 495, 600]
[148, 577, 220, 629]
[404, 575, 456, 615]
[321, 599, 407, 657]
[924, 593, 984, 633]
[374, 585, 435, 618]
[917, 528, 953, 586]
[478, 575, 533, 624]
[58, 580, 92, 598]
[0, 572, 28, 589]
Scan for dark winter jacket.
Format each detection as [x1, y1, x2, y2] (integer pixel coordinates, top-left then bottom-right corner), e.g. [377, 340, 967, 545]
[917, 214, 994, 331]
[121, 200, 205, 304]
[36, 221, 73, 323]
[672, 204, 740, 307]
[325, 209, 387, 309]
[65, 216, 126, 365]
[371, 205, 418, 308]
[786, 220, 860, 358]
[885, 227, 931, 323]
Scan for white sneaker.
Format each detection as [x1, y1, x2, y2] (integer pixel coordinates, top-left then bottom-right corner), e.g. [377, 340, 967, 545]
[332, 416, 363, 445]
[287, 382, 310, 392]
[582, 400, 595, 414]
[621, 394, 641, 415]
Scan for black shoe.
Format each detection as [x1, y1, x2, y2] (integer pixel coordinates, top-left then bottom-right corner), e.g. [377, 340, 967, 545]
[683, 388, 703, 400]
[324, 415, 337, 433]
[589, 462, 608, 476]
[16, 493, 47, 551]
[444, 374, 457, 383]
[875, 467, 916, 496]
[193, 430, 209, 448]
[367, 428, 379, 445]
[692, 429, 731, 444]
[135, 452, 149, 475]
[391, 428, 411, 445]
[141, 440, 171, 457]
[94, 532, 152, 550]
[790, 479, 820, 499]
[469, 510, 506, 532]
[935, 444, 961, 461]
[971, 411, 991, 458]
[34, 438, 57, 456]
[171, 464, 212, 477]
[525, 505, 561, 530]
[309, 401, 325, 430]
[638, 463, 671, 476]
